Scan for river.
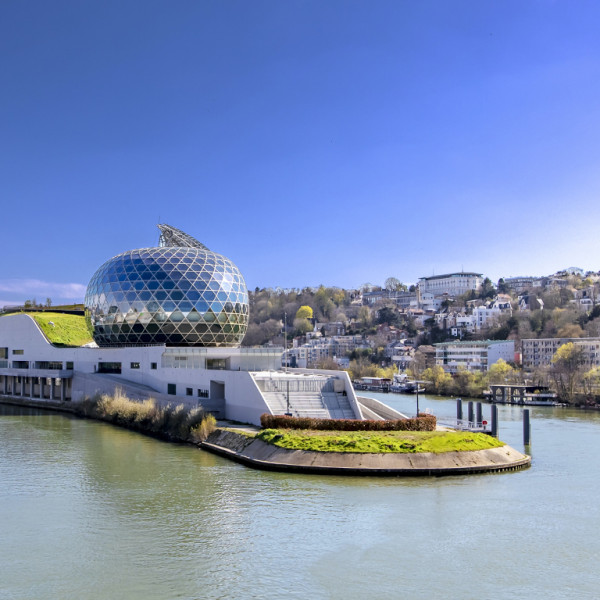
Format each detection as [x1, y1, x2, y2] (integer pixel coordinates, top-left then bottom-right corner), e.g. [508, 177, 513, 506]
[0, 396, 599, 600]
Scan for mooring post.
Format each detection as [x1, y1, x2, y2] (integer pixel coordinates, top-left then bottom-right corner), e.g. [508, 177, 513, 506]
[476, 402, 482, 426]
[523, 409, 531, 446]
[468, 401, 474, 426]
[491, 404, 498, 437]
[456, 398, 463, 421]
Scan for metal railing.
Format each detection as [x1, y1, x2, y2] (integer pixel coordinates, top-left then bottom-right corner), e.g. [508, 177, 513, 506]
[438, 418, 490, 432]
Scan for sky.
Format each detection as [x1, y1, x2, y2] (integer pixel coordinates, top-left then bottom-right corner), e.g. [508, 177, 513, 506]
[1, 0, 600, 306]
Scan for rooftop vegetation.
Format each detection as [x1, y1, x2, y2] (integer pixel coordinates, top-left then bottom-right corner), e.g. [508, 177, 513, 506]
[29, 312, 93, 347]
[256, 428, 504, 454]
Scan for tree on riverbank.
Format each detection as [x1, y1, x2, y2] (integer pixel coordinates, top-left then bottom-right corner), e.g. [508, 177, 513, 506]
[551, 342, 585, 403]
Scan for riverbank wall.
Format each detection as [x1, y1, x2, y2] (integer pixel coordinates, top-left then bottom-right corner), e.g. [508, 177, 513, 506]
[201, 428, 531, 476]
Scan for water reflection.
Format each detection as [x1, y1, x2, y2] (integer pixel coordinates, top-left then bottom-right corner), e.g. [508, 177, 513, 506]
[1, 403, 599, 600]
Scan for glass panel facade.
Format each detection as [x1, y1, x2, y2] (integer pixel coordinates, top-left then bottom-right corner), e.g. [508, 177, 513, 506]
[84, 227, 249, 348]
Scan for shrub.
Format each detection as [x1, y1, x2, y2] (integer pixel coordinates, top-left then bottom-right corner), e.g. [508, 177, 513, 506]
[190, 414, 217, 442]
[259, 413, 436, 432]
[75, 389, 216, 442]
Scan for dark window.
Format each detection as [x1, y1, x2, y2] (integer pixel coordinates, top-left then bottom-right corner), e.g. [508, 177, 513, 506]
[186, 387, 193, 396]
[197, 389, 209, 398]
[207, 358, 226, 370]
[167, 383, 176, 395]
[12, 349, 24, 355]
[66, 362, 74, 370]
[12, 361, 29, 369]
[34, 361, 63, 370]
[0, 348, 7, 359]
[98, 362, 122, 374]
[151, 362, 157, 370]
[130, 362, 140, 369]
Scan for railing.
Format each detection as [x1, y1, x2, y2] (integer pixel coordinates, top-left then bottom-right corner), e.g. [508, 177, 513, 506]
[438, 418, 490, 432]
[260, 378, 334, 393]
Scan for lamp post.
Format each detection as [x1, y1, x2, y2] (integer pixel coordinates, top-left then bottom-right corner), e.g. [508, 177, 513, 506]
[283, 312, 287, 374]
[413, 380, 428, 417]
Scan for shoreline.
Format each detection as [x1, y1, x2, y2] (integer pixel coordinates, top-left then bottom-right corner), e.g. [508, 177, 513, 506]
[201, 428, 531, 477]
[0, 396, 531, 476]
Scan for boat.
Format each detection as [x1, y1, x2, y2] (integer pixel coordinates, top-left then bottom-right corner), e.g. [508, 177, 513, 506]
[353, 376, 391, 392]
[389, 374, 425, 394]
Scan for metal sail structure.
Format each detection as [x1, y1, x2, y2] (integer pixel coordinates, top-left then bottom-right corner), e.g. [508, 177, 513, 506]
[157, 224, 209, 250]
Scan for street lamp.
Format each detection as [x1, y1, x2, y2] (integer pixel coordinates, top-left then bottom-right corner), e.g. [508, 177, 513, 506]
[413, 380, 428, 417]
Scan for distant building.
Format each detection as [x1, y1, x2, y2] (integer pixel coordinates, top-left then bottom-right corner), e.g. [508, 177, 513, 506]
[362, 290, 417, 308]
[418, 272, 483, 297]
[287, 335, 370, 368]
[521, 337, 600, 369]
[501, 276, 545, 293]
[435, 340, 515, 373]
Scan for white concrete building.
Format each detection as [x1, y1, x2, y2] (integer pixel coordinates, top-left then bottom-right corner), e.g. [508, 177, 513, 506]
[434, 340, 515, 373]
[0, 225, 394, 425]
[418, 272, 483, 296]
[0, 313, 366, 424]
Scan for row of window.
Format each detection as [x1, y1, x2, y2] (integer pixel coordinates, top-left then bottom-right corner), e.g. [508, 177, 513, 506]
[3, 361, 75, 370]
[166, 383, 209, 398]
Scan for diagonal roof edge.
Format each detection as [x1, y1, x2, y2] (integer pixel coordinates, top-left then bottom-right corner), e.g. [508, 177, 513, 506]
[157, 224, 209, 250]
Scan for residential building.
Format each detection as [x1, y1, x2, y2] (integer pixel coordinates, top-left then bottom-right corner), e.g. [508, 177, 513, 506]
[521, 337, 600, 369]
[501, 276, 545, 293]
[435, 340, 515, 373]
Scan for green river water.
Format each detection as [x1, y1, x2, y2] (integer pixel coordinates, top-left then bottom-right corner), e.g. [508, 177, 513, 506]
[0, 394, 599, 600]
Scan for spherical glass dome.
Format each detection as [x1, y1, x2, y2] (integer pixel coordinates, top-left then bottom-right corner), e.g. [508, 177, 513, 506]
[84, 226, 249, 347]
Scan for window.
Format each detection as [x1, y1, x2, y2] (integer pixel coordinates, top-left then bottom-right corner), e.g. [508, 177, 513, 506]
[207, 358, 226, 370]
[34, 361, 63, 370]
[66, 362, 74, 370]
[12, 349, 24, 355]
[130, 362, 140, 369]
[186, 387, 193, 396]
[151, 362, 157, 370]
[0, 348, 7, 359]
[167, 383, 176, 395]
[197, 389, 209, 398]
[98, 362, 122, 374]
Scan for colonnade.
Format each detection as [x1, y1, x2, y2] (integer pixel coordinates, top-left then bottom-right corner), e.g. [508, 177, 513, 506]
[0, 374, 71, 402]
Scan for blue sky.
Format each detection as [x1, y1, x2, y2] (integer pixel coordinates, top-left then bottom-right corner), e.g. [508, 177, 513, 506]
[1, 0, 600, 306]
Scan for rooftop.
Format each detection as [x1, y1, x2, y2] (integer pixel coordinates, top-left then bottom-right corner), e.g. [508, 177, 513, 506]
[419, 272, 483, 281]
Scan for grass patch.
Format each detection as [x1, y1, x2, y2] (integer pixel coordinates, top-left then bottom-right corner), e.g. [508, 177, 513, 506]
[256, 428, 505, 454]
[30, 312, 93, 347]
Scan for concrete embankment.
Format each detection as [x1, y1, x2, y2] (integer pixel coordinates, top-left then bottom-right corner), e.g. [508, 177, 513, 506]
[201, 429, 531, 476]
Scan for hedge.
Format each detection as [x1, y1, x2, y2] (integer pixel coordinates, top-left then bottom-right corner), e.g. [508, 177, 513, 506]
[260, 413, 436, 432]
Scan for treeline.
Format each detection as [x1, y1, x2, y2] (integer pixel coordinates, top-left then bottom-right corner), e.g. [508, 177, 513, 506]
[242, 286, 354, 346]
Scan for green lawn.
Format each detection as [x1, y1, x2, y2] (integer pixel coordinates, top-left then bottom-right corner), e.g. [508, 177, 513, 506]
[257, 428, 504, 454]
[30, 312, 93, 347]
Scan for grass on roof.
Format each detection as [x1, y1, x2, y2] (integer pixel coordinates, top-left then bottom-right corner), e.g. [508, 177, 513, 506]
[30, 312, 94, 347]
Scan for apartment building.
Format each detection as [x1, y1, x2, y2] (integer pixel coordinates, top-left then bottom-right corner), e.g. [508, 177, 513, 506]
[435, 340, 515, 373]
[521, 337, 600, 369]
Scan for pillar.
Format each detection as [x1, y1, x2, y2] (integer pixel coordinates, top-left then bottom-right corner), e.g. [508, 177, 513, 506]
[39, 377, 44, 399]
[61, 378, 66, 402]
[468, 401, 474, 425]
[456, 398, 463, 421]
[21, 377, 25, 397]
[50, 379, 56, 401]
[476, 402, 483, 426]
[523, 409, 531, 445]
[491, 404, 499, 437]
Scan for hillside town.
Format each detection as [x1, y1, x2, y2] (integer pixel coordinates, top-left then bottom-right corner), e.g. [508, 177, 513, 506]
[243, 268, 600, 404]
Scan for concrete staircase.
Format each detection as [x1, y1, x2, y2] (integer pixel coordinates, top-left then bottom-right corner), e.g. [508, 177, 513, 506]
[321, 391, 356, 419]
[261, 388, 357, 420]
